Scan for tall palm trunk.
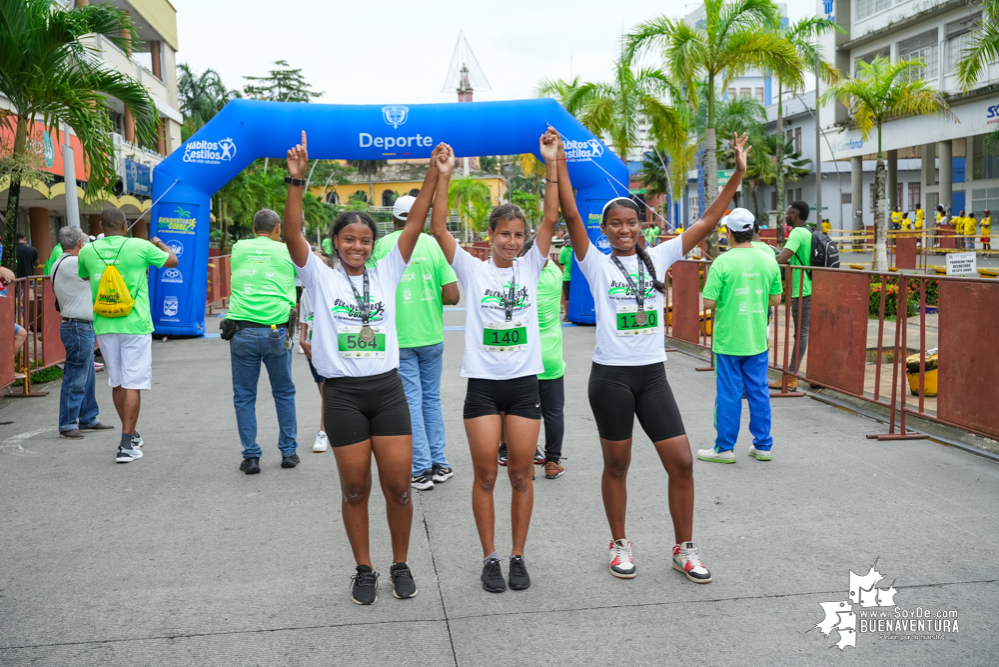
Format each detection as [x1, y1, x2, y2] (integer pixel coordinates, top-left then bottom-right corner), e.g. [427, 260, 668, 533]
[2, 119, 27, 270]
[775, 84, 785, 246]
[873, 124, 888, 271]
[704, 77, 719, 258]
[749, 181, 760, 223]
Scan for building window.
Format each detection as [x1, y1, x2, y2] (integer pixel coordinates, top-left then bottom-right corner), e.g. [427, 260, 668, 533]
[947, 13, 981, 72]
[898, 29, 939, 82]
[382, 190, 396, 207]
[908, 182, 921, 211]
[727, 87, 736, 99]
[794, 127, 802, 153]
[687, 196, 699, 224]
[973, 134, 999, 180]
[325, 191, 339, 205]
[856, 0, 894, 22]
[971, 188, 999, 217]
[756, 87, 765, 104]
[897, 183, 904, 208]
[740, 87, 751, 99]
[795, 188, 802, 202]
[855, 47, 890, 74]
[841, 192, 852, 205]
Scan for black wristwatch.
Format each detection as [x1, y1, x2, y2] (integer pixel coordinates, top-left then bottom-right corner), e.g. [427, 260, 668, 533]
[285, 176, 306, 187]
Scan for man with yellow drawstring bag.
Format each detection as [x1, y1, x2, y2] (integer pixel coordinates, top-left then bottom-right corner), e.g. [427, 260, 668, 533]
[78, 208, 178, 464]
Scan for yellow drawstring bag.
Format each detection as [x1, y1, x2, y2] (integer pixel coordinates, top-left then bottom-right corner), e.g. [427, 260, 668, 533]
[93, 239, 135, 318]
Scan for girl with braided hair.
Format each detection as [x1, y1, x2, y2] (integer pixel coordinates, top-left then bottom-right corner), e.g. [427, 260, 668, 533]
[552, 130, 752, 583]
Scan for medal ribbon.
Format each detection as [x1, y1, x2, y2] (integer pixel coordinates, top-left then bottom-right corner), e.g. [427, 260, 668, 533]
[488, 258, 518, 322]
[611, 255, 646, 310]
[342, 266, 371, 325]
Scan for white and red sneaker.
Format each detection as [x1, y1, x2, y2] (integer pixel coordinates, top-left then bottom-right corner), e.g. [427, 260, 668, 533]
[672, 542, 712, 583]
[608, 539, 636, 579]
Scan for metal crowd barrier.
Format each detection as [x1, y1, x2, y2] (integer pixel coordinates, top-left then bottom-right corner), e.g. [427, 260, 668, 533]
[663, 259, 999, 442]
[1, 276, 66, 396]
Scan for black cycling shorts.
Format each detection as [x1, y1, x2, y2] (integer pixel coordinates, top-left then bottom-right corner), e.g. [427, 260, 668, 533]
[307, 356, 327, 385]
[587, 362, 686, 442]
[463, 375, 542, 420]
[323, 369, 411, 447]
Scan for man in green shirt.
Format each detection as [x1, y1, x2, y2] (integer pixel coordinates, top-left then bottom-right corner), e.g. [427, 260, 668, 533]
[370, 194, 459, 490]
[535, 245, 566, 478]
[774, 199, 812, 390]
[558, 241, 572, 317]
[44, 242, 63, 275]
[225, 209, 299, 474]
[697, 209, 782, 464]
[77, 207, 177, 463]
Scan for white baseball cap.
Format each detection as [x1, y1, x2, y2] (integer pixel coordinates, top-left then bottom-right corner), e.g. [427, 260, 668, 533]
[393, 195, 417, 220]
[721, 208, 755, 233]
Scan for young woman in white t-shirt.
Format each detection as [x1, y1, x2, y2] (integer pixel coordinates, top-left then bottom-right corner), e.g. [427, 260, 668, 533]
[430, 135, 560, 593]
[283, 132, 443, 606]
[554, 131, 752, 583]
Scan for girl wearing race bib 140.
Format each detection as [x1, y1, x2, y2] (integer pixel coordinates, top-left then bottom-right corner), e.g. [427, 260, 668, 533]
[283, 132, 443, 606]
[430, 133, 560, 594]
[554, 130, 752, 584]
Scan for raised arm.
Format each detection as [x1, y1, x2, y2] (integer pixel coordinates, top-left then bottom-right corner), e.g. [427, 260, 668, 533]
[284, 131, 311, 268]
[396, 145, 441, 263]
[533, 128, 560, 258]
[431, 143, 457, 264]
[682, 132, 752, 256]
[553, 130, 591, 260]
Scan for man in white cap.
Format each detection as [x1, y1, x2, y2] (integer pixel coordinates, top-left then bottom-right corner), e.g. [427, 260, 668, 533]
[369, 192, 460, 489]
[696, 208, 783, 464]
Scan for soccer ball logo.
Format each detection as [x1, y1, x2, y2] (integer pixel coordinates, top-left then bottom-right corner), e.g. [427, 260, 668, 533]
[382, 105, 409, 129]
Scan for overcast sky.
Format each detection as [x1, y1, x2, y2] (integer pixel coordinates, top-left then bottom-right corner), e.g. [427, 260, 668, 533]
[170, 0, 813, 105]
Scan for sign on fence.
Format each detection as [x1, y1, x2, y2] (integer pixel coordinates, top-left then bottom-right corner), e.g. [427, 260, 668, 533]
[946, 252, 977, 276]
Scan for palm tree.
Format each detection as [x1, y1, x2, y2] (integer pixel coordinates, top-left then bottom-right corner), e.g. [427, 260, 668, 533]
[448, 176, 490, 242]
[515, 152, 546, 230]
[746, 133, 811, 222]
[0, 0, 156, 269]
[177, 64, 239, 140]
[956, 1, 999, 91]
[346, 160, 386, 203]
[766, 15, 841, 244]
[625, 0, 804, 257]
[538, 59, 687, 163]
[820, 55, 953, 271]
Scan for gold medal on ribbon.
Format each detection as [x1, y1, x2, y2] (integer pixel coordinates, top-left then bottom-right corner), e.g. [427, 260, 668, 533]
[634, 308, 648, 327]
[360, 325, 375, 344]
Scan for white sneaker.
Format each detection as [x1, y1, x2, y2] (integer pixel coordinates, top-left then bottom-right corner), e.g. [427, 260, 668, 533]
[115, 446, 143, 463]
[313, 431, 329, 453]
[697, 447, 736, 463]
[608, 539, 636, 579]
[748, 447, 772, 461]
[672, 541, 712, 583]
[298, 345, 305, 354]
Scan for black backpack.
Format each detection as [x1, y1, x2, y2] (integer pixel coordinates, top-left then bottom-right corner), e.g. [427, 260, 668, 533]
[809, 230, 840, 272]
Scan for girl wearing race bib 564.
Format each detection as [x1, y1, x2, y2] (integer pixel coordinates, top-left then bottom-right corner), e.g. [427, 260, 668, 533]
[431, 133, 560, 594]
[554, 130, 752, 583]
[283, 132, 442, 606]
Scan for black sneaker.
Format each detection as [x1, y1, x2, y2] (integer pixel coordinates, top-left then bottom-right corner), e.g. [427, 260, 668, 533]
[411, 473, 434, 490]
[389, 563, 418, 599]
[281, 454, 300, 468]
[240, 457, 260, 475]
[509, 556, 531, 590]
[431, 464, 454, 483]
[350, 565, 379, 605]
[498, 443, 508, 466]
[481, 558, 506, 593]
[131, 431, 143, 449]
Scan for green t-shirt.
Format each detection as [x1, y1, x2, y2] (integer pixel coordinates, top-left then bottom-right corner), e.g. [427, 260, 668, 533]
[321, 237, 333, 255]
[370, 231, 457, 348]
[558, 245, 573, 282]
[44, 244, 63, 275]
[702, 247, 782, 357]
[751, 241, 777, 256]
[226, 236, 297, 325]
[783, 226, 812, 298]
[77, 236, 169, 335]
[537, 260, 565, 380]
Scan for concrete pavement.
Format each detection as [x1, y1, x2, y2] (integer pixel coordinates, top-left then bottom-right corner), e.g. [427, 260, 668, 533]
[1, 309, 997, 666]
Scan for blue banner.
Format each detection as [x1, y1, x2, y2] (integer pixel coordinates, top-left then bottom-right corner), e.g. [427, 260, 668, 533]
[125, 159, 152, 196]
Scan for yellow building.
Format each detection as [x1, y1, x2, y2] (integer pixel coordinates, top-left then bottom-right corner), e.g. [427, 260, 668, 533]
[313, 161, 507, 211]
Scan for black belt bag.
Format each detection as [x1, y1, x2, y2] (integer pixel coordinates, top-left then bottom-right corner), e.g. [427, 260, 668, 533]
[221, 311, 297, 342]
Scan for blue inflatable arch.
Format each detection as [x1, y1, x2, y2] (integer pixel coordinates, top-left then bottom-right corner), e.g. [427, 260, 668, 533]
[149, 98, 628, 335]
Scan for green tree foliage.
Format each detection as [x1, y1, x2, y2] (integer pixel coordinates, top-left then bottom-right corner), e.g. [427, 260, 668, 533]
[243, 60, 323, 102]
[821, 55, 952, 270]
[177, 64, 240, 141]
[448, 176, 491, 241]
[0, 0, 156, 268]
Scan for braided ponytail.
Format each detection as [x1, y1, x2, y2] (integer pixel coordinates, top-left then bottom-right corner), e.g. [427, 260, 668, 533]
[634, 244, 666, 295]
